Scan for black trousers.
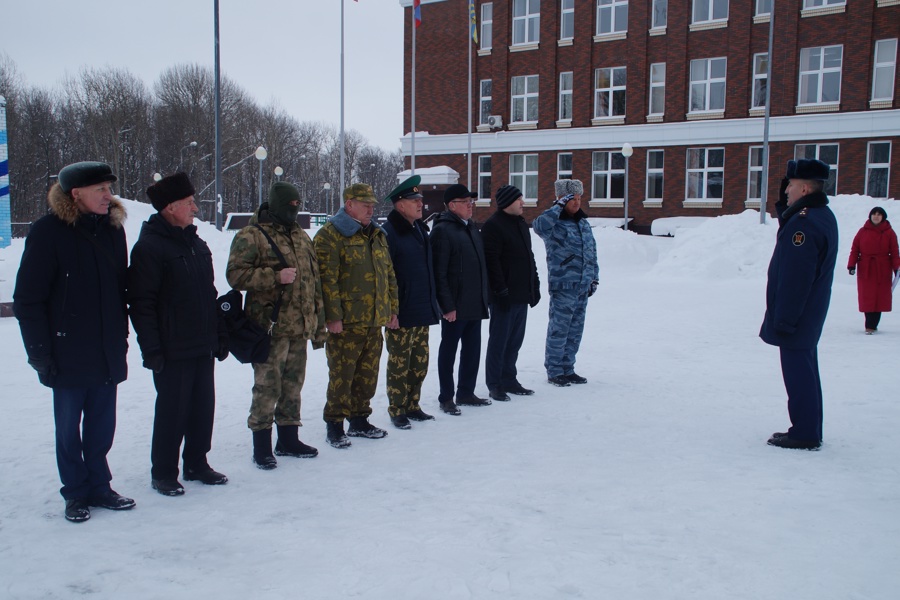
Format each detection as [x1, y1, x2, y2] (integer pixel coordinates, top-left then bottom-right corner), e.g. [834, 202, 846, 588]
[438, 318, 482, 401]
[53, 384, 117, 500]
[151, 357, 215, 480]
[780, 347, 823, 442]
[864, 312, 882, 330]
[485, 303, 528, 391]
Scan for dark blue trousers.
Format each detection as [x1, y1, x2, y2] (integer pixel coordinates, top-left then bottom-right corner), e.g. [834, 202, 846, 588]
[780, 347, 824, 442]
[151, 357, 216, 480]
[438, 318, 482, 401]
[485, 303, 528, 391]
[52, 384, 117, 500]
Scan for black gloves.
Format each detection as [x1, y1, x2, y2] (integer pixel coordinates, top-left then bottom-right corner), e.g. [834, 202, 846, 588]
[494, 289, 511, 310]
[588, 280, 599, 297]
[143, 353, 165, 374]
[555, 194, 574, 208]
[215, 336, 229, 361]
[848, 267, 855, 276]
[28, 354, 57, 378]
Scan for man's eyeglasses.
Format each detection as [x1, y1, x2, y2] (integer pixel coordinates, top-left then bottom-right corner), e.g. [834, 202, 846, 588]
[451, 199, 476, 206]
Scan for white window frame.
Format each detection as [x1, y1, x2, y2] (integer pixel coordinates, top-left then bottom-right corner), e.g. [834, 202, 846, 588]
[652, 0, 668, 29]
[591, 151, 626, 203]
[510, 154, 539, 204]
[511, 75, 539, 124]
[747, 146, 764, 203]
[794, 143, 839, 195]
[512, 0, 541, 46]
[692, 0, 729, 24]
[594, 67, 627, 118]
[686, 148, 725, 202]
[646, 149, 664, 203]
[597, 0, 629, 36]
[866, 142, 891, 199]
[558, 153, 573, 180]
[560, 0, 575, 40]
[480, 79, 493, 125]
[478, 155, 492, 202]
[649, 63, 666, 115]
[798, 45, 843, 106]
[689, 57, 727, 113]
[804, 0, 844, 7]
[481, 3, 493, 51]
[872, 39, 898, 102]
[755, 0, 771, 16]
[559, 72, 573, 121]
[752, 53, 768, 109]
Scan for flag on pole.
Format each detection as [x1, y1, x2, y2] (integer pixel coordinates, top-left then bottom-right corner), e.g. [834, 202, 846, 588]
[413, 0, 422, 28]
[469, 1, 478, 43]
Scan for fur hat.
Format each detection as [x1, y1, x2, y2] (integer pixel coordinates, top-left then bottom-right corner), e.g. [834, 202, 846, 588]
[443, 183, 477, 204]
[495, 185, 522, 209]
[554, 179, 584, 198]
[785, 159, 830, 182]
[146, 172, 195, 211]
[58, 161, 117, 194]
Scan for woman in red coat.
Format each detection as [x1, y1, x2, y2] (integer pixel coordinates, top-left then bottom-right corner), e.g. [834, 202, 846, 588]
[847, 207, 900, 333]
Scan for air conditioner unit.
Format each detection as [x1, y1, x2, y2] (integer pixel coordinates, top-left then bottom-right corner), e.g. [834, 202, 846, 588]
[487, 115, 503, 129]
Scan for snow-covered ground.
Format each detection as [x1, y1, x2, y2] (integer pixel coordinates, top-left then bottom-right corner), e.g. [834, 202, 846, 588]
[0, 195, 898, 599]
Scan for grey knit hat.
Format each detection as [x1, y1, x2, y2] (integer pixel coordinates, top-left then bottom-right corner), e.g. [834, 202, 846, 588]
[554, 179, 583, 198]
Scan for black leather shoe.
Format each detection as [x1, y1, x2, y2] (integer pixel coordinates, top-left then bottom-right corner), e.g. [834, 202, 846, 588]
[767, 434, 821, 450]
[770, 431, 789, 439]
[439, 400, 461, 416]
[506, 382, 535, 396]
[65, 498, 91, 523]
[183, 466, 228, 485]
[489, 388, 511, 402]
[391, 415, 412, 430]
[406, 408, 435, 421]
[89, 490, 136, 510]
[456, 394, 492, 406]
[565, 373, 588, 384]
[347, 417, 388, 439]
[548, 375, 571, 387]
[152, 479, 186, 496]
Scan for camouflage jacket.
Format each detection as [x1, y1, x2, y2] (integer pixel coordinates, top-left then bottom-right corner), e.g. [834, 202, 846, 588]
[313, 207, 399, 327]
[226, 204, 325, 341]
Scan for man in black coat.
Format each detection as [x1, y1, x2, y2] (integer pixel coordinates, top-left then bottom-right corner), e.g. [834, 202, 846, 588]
[14, 161, 135, 523]
[481, 185, 541, 401]
[431, 184, 491, 414]
[382, 175, 442, 429]
[128, 172, 228, 496]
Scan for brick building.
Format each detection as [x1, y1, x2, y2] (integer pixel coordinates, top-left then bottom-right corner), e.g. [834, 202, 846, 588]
[399, 0, 900, 232]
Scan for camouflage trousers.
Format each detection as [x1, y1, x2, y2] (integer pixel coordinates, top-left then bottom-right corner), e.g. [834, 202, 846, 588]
[323, 326, 383, 423]
[384, 326, 430, 417]
[544, 289, 589, 378]
[248, 336, 308, 432]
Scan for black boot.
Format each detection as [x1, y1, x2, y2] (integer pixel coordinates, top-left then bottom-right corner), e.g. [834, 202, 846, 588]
[252, 428, 278, 470]
[274, 424, 319, 458]
[347, 416, 388, 439]
[326, 421, 351, 449]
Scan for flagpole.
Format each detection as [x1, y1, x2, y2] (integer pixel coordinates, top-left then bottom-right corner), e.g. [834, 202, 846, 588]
[411, 4, 416, 176]
[467, 2, 472, 191]
[340, 0, 346, 192]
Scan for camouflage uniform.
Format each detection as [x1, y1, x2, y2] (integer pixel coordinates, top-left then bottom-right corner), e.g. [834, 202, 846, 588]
[314, 188, 399, 424]
[385, 326, 430, 417]
[226, 206, 325, 432]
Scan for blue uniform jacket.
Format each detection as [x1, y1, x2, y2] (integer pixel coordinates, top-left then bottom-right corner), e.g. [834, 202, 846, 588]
[382, 209, 441, 328]
[532, 204, 599, 292]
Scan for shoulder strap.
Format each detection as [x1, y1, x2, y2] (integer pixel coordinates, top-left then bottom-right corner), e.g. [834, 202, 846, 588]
[253, 223, 290, 333]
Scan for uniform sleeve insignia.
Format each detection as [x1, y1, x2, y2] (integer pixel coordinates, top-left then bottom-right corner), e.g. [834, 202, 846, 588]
[792, 231, 805, 246]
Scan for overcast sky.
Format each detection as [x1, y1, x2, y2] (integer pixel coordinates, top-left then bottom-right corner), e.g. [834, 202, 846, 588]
[2, 0, 405, 151]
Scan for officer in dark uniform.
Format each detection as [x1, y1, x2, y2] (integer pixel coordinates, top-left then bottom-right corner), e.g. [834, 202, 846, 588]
[760, 159, 838, 450]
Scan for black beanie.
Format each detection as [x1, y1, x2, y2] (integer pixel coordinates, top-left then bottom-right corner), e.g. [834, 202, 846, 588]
[146, 172, 195, 211]
[870, 206, 887, 221]
[269, 182, 301, 227]
[495, 185, 522, 209]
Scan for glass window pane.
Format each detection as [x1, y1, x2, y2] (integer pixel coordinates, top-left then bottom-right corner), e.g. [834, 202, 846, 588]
[818, 145, 838, 164]
[870, 142, 890, 163]
[526, 154, 538, 171]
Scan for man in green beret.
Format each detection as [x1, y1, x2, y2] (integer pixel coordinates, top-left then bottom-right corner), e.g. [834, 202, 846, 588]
[314, 183, 399, 448]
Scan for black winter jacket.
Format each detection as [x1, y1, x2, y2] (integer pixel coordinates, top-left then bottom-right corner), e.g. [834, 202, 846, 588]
[430, 210, 489, 321]
[128, 213, 220, 361]
[481, 209, 540, 306]
[382, 210, 441, 328]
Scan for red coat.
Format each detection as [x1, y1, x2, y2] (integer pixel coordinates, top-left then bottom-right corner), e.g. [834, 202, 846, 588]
[847, 220, 900, 312]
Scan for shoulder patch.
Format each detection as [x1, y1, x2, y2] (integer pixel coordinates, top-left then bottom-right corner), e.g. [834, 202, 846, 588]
[792, 231, 805, 246]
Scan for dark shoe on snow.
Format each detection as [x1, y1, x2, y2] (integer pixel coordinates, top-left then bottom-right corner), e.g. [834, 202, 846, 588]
[65, 498, 91, 523]
[406, 408, 436, 421]
[152, 479, 186, 496]
[767, 434, 821, 450]
[326, 421, 352, 449]
[489, 388, 511, 402]
[548, 375, 571, 387]
[252, 428, 278, 470]
[89, 490, 136, 510]
[506, 382, 535, 396]
[184, 465, 229, 485]
[347, 417, 388, 439]
[391, 415, 412, 430]
[439, 400, 461, 416]
[565, 373, 588, 384]
[274, 425, 319, 458]
[456, 394, 491, 406]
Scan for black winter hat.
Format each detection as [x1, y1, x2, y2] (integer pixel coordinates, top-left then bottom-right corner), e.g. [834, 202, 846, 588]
[869, 206, 887, 220]
[786, 159, 830, 182]
[443, 183, 477, 204]
[57, 161, 117, 193]
[495, 185, 522, 209]
[146, 172, 195, 211]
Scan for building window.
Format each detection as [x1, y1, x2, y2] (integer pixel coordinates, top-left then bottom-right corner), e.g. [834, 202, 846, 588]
[872, 39, 897, 102]
[649, 63, 665, 115]
[748, 146, 764, 202]
[478, 155, 492, 201]
[686, 148, 724, 201]
[481, 3, 493, 50]
[646, 150, 664, 201]
[652, 0, 667, 28]
[558, 153, 573, 180]
[560, 0, 575, 40]
[798, 45, 843, 105]
[511, 75, 539, 123]
[480, 79, 492, 125]
[866, 142, 891, 199]
[803, 0, 844, 7]
[594, 67, 627, 118]
[597, 0, 629, 36]
[512, 0, 540, 46]
[592, 151, 626, 201]
[752, 53, 768, 109]
[794, 143, 838, 195]
[510, 154, 539, 201]
[558, 72, 573, 121]
[755, 0, 771, 15]
[690, 57, 727, 112]
[692, 0, 728, 24]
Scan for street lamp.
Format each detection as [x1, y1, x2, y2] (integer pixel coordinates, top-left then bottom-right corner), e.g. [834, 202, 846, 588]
[255, 146, 268, 207]
[323, 182, 332, 216]
[179, 141, 198, 170]
[621, 143, 633, 231]
[274, 166, 283, 180]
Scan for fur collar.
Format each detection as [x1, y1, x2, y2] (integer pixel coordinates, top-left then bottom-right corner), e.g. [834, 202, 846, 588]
[329, 207, 384, 237]
[47, 182, 127, 228]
